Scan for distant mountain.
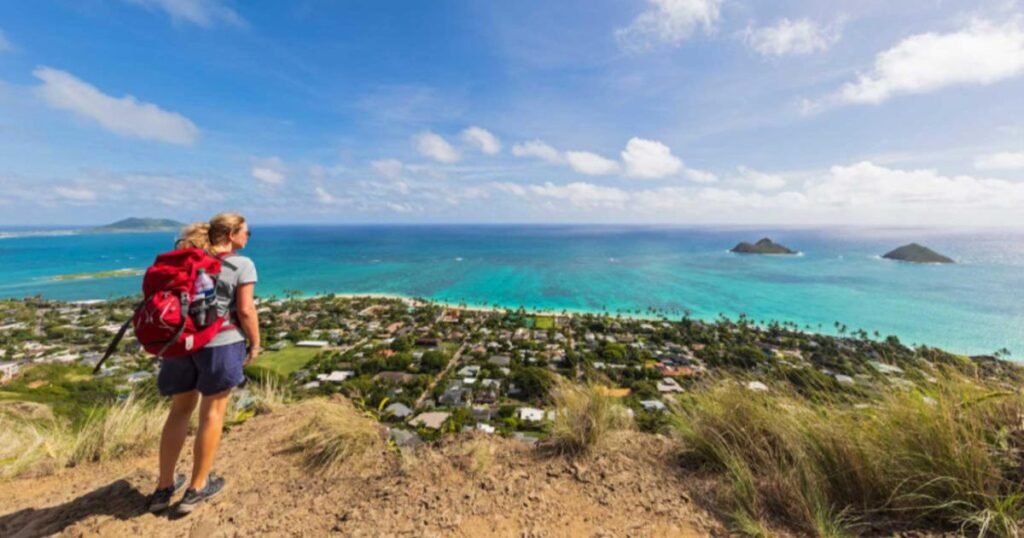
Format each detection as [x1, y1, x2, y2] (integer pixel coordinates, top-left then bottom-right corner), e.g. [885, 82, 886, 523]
[731, 237, 797, 255]
[882, 243, 954, 264]
[87, 218, 185, 233]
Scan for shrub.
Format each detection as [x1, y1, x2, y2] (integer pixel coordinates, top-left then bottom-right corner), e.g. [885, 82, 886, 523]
[673, 377, 1024, 536]
[288, 398, 383, 477]
[458, 436, 496, 477]
[548, 382, 631, 456]
[69, 392, 165, 466]
[0, 411, 70, 479]
[248, 374, 291, 414]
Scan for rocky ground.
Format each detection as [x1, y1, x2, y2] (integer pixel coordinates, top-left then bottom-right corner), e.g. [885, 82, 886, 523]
[0, 403, 722, 537]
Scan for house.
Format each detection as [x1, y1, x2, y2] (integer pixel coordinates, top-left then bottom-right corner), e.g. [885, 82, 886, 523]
[596, 387, 631, 398]
[470, 405, 494, 421]
[516, 407, 546, 422]
[385, 402, 413, 420]
[373, 371, 417, 384]
[639, 399, 667, 412]
[415, 337, 439, 348]
[656, 378, 684, 393]
[409, 411, 450, 430]
[389, 428, 423, 448]
[295, 340, 329, 348]
[46, 353, 80, 364]
[302, 381, 321, 390]
[487, 355, 511, 367]
[440, 382, 471, 406]
[317, 370, 354, 383]
[457, 365, 481, 378]
[0, 362, 20, 383]
[476, 423, 496, 434]
[268, 342, 288, 351]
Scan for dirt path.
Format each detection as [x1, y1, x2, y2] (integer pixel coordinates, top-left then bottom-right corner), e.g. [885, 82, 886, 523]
[414, 343, 467, 409]
[0, 402, 722, 537]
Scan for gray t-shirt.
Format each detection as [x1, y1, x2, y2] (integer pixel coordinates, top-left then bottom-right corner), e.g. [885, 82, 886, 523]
[209, 254, 257, 347]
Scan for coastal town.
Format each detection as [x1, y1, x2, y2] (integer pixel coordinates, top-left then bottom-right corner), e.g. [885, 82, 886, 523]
[2, 293, 1019, 447]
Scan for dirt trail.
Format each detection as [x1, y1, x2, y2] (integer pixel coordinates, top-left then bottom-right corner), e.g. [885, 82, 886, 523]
[0, 403, 722, 537]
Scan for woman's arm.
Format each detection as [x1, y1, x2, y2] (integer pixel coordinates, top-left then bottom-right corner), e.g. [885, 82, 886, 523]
[235, 282, 261, 365]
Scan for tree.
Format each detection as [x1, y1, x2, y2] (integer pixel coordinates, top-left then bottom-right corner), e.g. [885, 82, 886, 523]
[511, 367, 554, 401]
[419, 350, 448, 373]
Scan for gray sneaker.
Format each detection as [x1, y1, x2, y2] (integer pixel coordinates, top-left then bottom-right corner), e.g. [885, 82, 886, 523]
[148, 474, 186, 513]
[177, 475, 225, 514]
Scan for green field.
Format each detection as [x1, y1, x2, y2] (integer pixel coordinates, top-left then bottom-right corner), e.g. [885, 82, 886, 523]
[534, 316, 555, 329]
[247, 346, 320, 378]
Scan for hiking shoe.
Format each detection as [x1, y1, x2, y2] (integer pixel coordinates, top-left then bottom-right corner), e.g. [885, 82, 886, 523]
[148, 474, 186, 513]
[177, 475, 225, 514]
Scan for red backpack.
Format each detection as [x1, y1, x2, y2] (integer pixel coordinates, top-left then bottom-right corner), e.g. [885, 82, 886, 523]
[93, 248, 236, 374]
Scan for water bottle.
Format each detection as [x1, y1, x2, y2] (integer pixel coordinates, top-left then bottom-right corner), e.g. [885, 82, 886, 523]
[193, 268, 215, 327]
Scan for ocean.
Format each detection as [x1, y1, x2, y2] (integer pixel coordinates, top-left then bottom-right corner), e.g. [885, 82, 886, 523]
[1, 225, 1022, 358]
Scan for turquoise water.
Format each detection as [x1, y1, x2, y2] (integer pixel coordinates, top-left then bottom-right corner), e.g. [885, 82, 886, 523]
[1, 225, 1022, 358]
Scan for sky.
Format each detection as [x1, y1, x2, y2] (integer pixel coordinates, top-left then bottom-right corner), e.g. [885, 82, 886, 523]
[1, 0, 1024, 227]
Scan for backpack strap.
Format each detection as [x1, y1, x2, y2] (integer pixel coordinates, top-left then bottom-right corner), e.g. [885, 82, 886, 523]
[93, 299, 144, 375]
[207, 250, 238, 271]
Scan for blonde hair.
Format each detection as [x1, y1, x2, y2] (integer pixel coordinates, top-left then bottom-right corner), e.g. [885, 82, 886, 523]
[176, 212, 246, 250]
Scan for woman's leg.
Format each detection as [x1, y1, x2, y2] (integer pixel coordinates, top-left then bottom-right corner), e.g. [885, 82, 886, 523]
[189, 388, 232, 490]
[158, 390, 199, 489]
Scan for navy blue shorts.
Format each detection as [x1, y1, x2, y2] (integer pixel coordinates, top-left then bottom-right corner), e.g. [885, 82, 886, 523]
[157, 341, 247, 396]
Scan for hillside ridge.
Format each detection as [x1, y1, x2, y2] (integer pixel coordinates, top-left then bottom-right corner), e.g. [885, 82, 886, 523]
[0, 400, 720, 538]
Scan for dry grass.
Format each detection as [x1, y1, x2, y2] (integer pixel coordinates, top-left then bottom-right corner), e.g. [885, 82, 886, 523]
[674, 376, 1024, 536]
[548, 382, 632, 457]
[248, 374, 291, 414]
[288, 398, 384, 477]
[1, 392, 166, 479]
[69, 393, 166, 466]
[0, 413, 70, 479]
[458, 436, 497, 477]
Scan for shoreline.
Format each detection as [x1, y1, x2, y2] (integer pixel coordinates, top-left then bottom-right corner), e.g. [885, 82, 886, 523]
[7, 290, 1009, 359]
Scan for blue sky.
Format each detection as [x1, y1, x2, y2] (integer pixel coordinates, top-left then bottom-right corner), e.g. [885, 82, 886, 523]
[1, 0, 1024, 226]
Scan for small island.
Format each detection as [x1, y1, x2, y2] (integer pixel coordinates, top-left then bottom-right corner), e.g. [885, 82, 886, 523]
[86, 217, 184, 233]
[882, 243, 954, 264]
[731, 237, 797, 255]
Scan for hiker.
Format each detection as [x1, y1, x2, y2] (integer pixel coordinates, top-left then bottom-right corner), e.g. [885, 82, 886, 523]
[148, 212, 260, 513]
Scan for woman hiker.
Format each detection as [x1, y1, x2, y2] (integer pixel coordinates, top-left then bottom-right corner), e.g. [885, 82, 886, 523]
[148, 212, 261, 514]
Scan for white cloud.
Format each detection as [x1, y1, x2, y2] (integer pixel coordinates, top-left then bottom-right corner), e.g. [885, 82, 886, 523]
[685, 168, 719, 183]
[0, 30, 11, 52]
[743, 18, 840, 57]
[621, 137, 683, 178]
[522, 182, 630, 209]
[737, 166, 786, 190]
[251, 157, 286, 185]
[974, 151, 1024, 170]
[371, 158, 404, 178]
[811, 18, 1024, 111]
[616, 0, 722, 51]
[33, 66, 199, 145]
[805, 161, 1024, 213]
[413, 131, 460, 163]
[511, 140, 563, 163]
[53, 186, 98, 203]
[565, 151, 621, 175]
[314, 186, 338, 205]
[461, 126, 501, 154]
[123, 0, 243, 27]
[489, 162, 1024, 225]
